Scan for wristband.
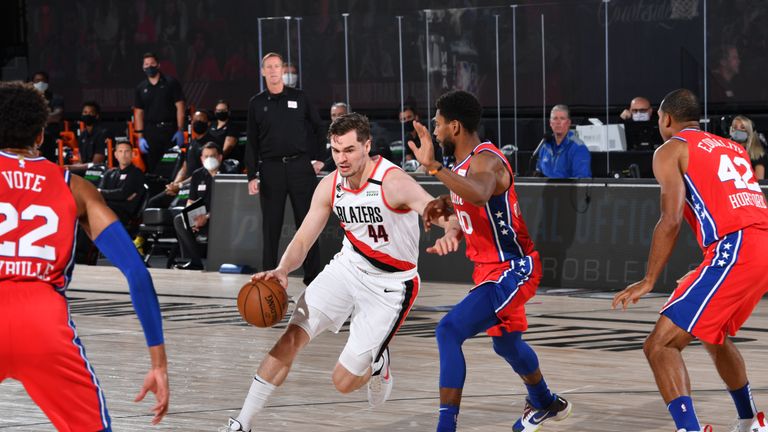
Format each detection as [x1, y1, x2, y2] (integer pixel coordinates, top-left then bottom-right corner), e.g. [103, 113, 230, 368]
[428, 164, 443, 176]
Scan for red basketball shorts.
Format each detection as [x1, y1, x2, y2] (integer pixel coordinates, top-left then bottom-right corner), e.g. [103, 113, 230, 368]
[661, 227, 768, 345]
[473, 251, 542, 337]
[0, 282, 111, 431]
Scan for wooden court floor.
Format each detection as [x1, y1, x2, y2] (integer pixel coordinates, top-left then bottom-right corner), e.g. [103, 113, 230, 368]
[2, 265, 767, 431]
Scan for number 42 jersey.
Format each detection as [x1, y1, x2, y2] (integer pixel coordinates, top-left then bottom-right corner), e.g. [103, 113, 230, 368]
[0, 151, 78, 290]
[675, 128, 768, 248]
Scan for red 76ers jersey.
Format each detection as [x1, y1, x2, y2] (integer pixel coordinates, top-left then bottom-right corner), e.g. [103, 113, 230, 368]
[675, 128, 768, 249]
[331, 157, 419, 272]
[451, 143, 536, 283]
[0, 151, 78, 290]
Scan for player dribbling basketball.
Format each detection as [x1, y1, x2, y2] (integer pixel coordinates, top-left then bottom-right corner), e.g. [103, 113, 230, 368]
[224, 113, 460, 432]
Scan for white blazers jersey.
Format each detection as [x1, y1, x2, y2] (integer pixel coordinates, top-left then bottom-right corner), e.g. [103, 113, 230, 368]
[331, 157, 419, 273]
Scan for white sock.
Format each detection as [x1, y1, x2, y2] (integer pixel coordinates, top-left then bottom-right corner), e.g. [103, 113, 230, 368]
[236, 374, 276, 430]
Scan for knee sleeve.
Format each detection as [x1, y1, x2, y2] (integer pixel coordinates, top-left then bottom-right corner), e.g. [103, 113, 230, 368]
[436, 314, 469, 389]
[338, 346, 374, 377]
[492, 331, 539, 376]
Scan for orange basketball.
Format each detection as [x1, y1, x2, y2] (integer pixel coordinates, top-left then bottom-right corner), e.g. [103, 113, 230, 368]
[237, 278, 289, 328]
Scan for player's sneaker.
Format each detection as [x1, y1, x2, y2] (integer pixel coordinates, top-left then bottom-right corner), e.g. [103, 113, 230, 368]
[730, 417, 755, 432]
[367, 347, 393, 407]
[748, 412, 768, 432]
[219, 418, 249, 432]
[512, 394, 572, 432]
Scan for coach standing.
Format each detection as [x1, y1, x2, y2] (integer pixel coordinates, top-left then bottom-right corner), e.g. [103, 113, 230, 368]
[134, 52, 186, 173]
[246, 52, 323, 285]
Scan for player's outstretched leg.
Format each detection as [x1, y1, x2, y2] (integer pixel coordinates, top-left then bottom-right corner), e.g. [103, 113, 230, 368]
[491, 331, 572, 431]
[702, 337, 758, 432]
[644, 315, 701, 432]
[224, 324, 310, 432]
[434, 285, 501, 432]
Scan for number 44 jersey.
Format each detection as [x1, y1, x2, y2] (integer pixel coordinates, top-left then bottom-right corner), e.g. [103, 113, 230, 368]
[675, 128, 768, 248]
[331, 157, 419, 273]
[0, 151, 78, 289]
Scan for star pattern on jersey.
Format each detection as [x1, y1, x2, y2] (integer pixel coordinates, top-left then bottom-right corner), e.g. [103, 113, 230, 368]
[495, 211, 503, 219]
[722, 252, 730, 259]
[497, 219, 505, 227]
[723, 243, 732, 250]
[717, 259, 726, 266]
[501, 228, 509, 235]
[518, 259, 526, 267]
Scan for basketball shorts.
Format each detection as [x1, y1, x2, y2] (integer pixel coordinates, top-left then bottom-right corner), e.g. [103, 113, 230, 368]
[472, 251, 542, 337]
[0, 282, 111, 431]
[661, 228, 768, 345]
[289, 250, 419, 375]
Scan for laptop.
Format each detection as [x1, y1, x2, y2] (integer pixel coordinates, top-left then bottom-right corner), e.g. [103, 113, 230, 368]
[625, 121, 663, 150]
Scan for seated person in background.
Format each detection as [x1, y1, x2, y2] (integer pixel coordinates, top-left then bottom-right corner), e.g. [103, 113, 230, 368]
[730, 115, 767, 179]
[150, 110, 213, 208]
[536, 104, 591, 178]
[78, 101, 114, 164]
[619, 96, 655, 122]
[209, 99, 240, 160]
[173, 142, 222, 270]
[399, 104, 440, 170]
[282, 63, 298, 88]
[98, 140, 146, 228]
[321, 102, 348, 171]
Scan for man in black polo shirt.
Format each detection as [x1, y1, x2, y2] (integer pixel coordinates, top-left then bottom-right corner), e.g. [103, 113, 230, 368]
[245, 52, 324, 285]
[173, 142, 222, 270]
[134, 52, 186, 173]
[98, 140, 146, 227]
[78, 101, 114, 165]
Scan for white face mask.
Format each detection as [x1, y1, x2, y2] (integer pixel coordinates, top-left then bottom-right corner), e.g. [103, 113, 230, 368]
[632, 111, 650, 122]
[282, 73, 297, 87]
[203, 157, 220, 171]
[33, 82, 48, 93]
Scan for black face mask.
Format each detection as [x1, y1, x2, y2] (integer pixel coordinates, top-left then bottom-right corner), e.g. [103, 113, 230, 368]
[192, 121, 209, 135]
[81, 114, 97, 126]
[214, 111, 230, 121]
[403, 122, 415, 135]
[143, 66, 159, 78]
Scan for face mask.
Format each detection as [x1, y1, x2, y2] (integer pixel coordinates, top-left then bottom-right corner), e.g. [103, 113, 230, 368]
[731, 130, 748, 143]
[214, 111, 229, 121]
[632, 111, 650, 122]
[33, 82, 48, 92]
[143, 66, 159, 77]
[81, 114, 97, 126]
[203, 157, 220, 171]
[404, 122, 415, 135]
[282, 73, 297, 87]
[192, 121, 208, 135]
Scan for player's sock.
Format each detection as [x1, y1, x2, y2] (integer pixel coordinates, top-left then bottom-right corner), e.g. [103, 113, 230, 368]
[668, 396, 700, 432]
[729, 382, 757, 420]
[236, 374, 276, 430]
[437, 404, 459, 432]
[525, 377, 555, 410]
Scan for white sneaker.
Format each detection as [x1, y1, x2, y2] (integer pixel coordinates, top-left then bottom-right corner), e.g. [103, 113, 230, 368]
[731, 417, 755, 432]
[367, 348, 393, 407]
[219, 418, 249, 432]
[750, 412, 768, 432]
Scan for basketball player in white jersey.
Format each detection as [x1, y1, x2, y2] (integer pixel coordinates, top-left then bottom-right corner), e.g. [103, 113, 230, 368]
[224, 113, 461, 431]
